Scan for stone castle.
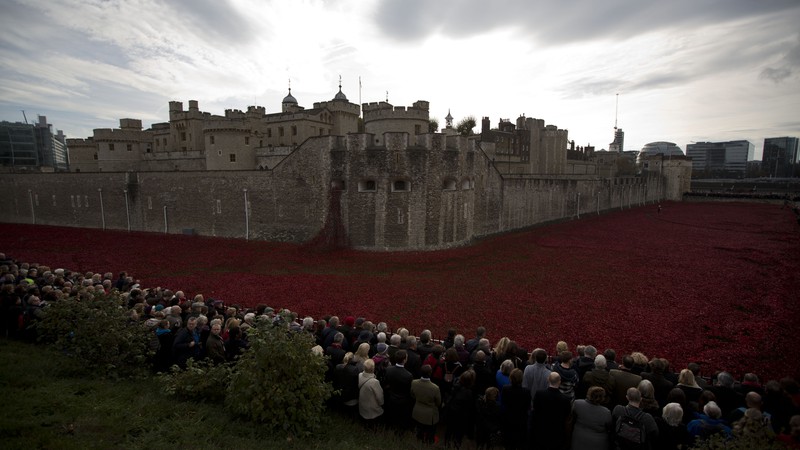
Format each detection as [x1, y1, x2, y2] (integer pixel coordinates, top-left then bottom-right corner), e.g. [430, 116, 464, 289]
[0, 84, 691, 250]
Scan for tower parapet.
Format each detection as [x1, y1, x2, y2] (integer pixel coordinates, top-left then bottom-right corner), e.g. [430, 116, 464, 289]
[363, 100, 430, 145]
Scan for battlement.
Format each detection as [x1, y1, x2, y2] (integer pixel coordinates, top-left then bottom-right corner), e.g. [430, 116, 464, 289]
[362, 100, 430, 122]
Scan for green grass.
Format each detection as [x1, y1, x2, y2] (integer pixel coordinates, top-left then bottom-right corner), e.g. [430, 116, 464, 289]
[0, 339, 424, 449]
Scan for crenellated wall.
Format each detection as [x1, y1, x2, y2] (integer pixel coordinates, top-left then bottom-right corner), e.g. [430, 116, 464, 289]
[0, 133, 682, 250]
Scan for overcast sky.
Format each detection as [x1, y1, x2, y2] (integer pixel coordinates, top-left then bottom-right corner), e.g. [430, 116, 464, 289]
[2, 0, 799, 160]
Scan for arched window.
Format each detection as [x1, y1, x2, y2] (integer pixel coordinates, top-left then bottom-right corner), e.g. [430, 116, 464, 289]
[443, 178, 457, 191]
[461, 178, 472, 190]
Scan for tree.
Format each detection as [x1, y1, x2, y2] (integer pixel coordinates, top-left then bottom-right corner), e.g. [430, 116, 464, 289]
[225, 320, 333, 436]
[456, 116, 477, 136]
[428, 118, 439, 133]
[36, 292, 151, 378]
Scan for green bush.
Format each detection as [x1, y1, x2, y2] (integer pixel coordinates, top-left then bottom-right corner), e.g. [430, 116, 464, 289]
[35, 292, 151, 378]
[159, 358, 232, 403]
[225, 322, 333, 437]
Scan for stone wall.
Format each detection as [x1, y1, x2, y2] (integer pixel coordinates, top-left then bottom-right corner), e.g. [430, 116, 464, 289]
[0, 133, 679, 251]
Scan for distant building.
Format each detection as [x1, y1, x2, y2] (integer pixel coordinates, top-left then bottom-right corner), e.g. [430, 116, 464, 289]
[638, 142, 683, 160]
[686, 140, 754, 178]
[0, 116, 68, 172]
[762, 137, 799, 178]
[609, 128, 624, 153]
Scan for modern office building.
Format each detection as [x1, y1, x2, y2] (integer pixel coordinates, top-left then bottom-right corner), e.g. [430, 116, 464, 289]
[686, 140, 754, 178]
[0, 116, 69, 171]
[762, 137, 799, 178]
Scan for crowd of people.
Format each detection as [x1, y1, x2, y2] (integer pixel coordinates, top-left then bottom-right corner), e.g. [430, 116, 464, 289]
[2, 251, 800, 449]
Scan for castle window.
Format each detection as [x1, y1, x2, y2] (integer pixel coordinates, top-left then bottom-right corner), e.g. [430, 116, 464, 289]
[415, 124, 421, 135]
[229, 154, 236, 162]
[146, 146, 151, 153]
[291, 126, 297, 136]
[279, 127, 284, 137]
[267, 128, 272, 138]
[391, 180, 410, 192]
[330, 179, 346, 191]
[461, 179, 472, 190]
[181, 132, 186, 141]
[358, 180, 377, 192]
[443, 178, 457, 191]
[108, 143, 114, 151]
[93, 153, 98, 160]
[210, 135, 215, 144]
[127, 143, 132, 152]
[163, 138, 167, 146]
[244, 136, 250, 145]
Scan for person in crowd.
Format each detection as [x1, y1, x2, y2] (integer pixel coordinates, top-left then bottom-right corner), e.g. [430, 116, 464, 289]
[496, 359, 514, 392]
[687, 362, 709, 389]
[410, 364, 441, 444]
[738, 373, 765, 396]
[325, 332, 347, 377]
[728, 391, 772, 427]
[358, 359, 384, 428]
[224, 325, 248, 362]
[552, 350, 579, 400]
[581, 354, 616, 405]
[639, 379, 661, 417]
[472, 350, 494, 396]
[522, 348, 551, 403]
[732, 407, 773, 442]
[677, 368, 704, 404]
[630, 351, 649, 375]
[417, 329, 435, 363]
[655, 402, 691, 450]
[776, 415, 800, 448]
[764, 379, 796, 434]
[383, 349, 413, 432]
[439, 346, 465, 399]
[172, 316, 200, 369]
[444, 369, 477, 448]
[501, 368, 530, 450]
[352, 342, 371, 373]
[475, 387, 502, 449]
[575, 344, 597, 381]
[153, 319, 174, 372]
[687, 401, 732, 442]
[613, 387, 659, 450]
[465, 326, 485, 354]
[371, 342, 391, 382]
[642, 358, 676, 407]
[708, 371, 745, 418]
[205, 321, 226, 365]
[610, 354, 644, 408]
[404, 335, 422, 378]
[604, 348, 619, 370]
[571, 385, 613, 450]
[531, 372, 572, 450]
[453, 334, 470, 365]
[442, 328, 456, 349]
[333, 352, 360, 416]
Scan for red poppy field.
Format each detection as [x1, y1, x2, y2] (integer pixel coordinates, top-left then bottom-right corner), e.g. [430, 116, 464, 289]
[1, 201, 798, 380]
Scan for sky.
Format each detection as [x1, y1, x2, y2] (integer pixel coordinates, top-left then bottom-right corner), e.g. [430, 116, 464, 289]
[1, 0, 799, 160]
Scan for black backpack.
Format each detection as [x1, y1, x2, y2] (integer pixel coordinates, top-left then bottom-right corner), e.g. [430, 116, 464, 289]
[615, 406, 646, 449]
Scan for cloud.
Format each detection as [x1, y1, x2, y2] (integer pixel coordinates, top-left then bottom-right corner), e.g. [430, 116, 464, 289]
[760, 34, 800, 82]
[373, 0, 800, 46]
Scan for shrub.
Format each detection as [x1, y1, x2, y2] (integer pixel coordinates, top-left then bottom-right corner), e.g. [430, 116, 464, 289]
[225, 321, 333, 436]
[35, 292, 151, 378]
[159, 358, 232, 403]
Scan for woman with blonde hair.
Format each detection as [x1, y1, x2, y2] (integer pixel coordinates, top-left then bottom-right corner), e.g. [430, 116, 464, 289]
[631, 351, 649, 375]
[353, 342, 371, 372]
[677, 368, 703, 402]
